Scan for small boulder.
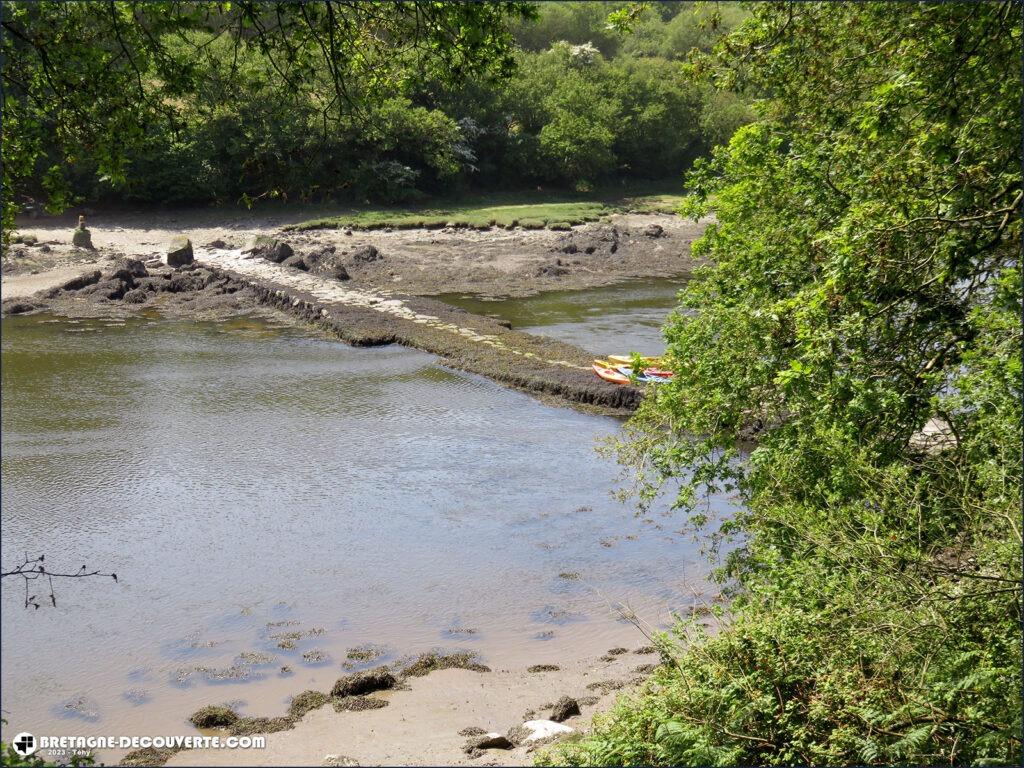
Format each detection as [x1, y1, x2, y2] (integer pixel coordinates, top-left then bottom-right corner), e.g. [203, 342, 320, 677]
[282, 254, 308, 271]
[549, 695, 580, 722]
[642, 223, 665, 238]
[112, 259, 148, 280]
[123, 289, 148, 304]
[323, 756, 359, 767]
[535, 263, 569, 278]
[99, 279, 131, 301]
[303, 245, 336, 268]
[331, 668, 396, 698]
[72, 227, 94, 250]
[205, 239, 228, 249]
[59, 270, 102, 292]
[462, 732, 512, 753]
[247, 235, 293, 263]
[520, 719, 574, 743]
[166, 236, 194, 267]
[332, 265, 351, 281]
[349, 245, 380, 263]
[189, 705, 239, 729]
[110, 257, 148, 282]
[1, 300, 38, 315]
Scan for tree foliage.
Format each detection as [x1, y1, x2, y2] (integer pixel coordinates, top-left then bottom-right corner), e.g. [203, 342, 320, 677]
[0, 0, 535, 228]
[1, 1, 752, 221]
[546, 1, 1022, 765]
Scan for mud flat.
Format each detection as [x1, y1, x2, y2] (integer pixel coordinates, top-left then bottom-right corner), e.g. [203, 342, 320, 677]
[5, 209, 706, 298]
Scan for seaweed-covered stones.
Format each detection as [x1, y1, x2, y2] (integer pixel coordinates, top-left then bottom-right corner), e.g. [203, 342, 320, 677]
[1, 300, 39, 315]
[289, 690, 329, 719]
[189, 705, 239, 728]
[527, 664, 560, 673]
[120, 746, 182, 766]
[399, 651, 490, 677]
[462, 732, 512, 753]
[228, 716, 295, 736]
[166, 236, 194, 267]
[123, 288, 148, 304]
[247, 235, 293, 263]
[349, 245, 380, 263]
[458, 726, 488, 737]
[59, 270, 102, 292]
[331, 695, 388, 712]
[331, 668, 396, 698]
[111, 256, 148, 280]
[549, 695, 580, 722]
[282, 254, 308, 271]
[323, 756, 359, 767]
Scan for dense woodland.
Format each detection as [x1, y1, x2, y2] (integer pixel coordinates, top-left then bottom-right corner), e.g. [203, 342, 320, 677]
[2, 2, 1021, 767]
[2, 1, 749, 219]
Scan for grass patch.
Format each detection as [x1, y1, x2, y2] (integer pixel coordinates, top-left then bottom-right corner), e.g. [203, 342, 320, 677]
[285, 183, 686, 232]
[289, 201, 611, 232]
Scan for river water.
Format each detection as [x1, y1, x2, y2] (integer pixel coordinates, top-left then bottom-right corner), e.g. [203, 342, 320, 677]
[1, 279, 728, 752]
[438, 277, 687, 355]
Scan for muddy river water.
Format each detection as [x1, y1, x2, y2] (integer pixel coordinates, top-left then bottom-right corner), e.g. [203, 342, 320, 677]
[1, 279, 730, 754]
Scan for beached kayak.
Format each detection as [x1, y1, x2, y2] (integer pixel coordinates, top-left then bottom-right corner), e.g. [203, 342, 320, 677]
[592, 363, 631, 385]
[594, 359, 674, 378]
[592, 362, 669, 385]
[607, 354, 663, 366]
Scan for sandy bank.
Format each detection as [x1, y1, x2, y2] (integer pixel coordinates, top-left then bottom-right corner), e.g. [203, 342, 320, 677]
[161, 647, 660, 767]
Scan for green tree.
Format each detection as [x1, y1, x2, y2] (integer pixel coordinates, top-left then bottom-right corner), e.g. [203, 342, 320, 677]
[0, 1, 535, 232]
[547, 1, 1021, 764]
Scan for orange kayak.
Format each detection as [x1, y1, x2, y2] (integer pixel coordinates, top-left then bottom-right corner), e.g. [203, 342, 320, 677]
[592, 363, 631, 385]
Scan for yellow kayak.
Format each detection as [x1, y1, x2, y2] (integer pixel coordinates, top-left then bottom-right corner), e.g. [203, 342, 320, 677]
[607, 354, 663, 366]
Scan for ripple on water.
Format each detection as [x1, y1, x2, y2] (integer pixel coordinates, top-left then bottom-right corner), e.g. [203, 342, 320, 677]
[1, 313, 734, 750]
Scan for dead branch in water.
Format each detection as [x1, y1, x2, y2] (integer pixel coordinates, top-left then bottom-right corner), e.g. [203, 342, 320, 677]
[2, 552, 117, 609]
